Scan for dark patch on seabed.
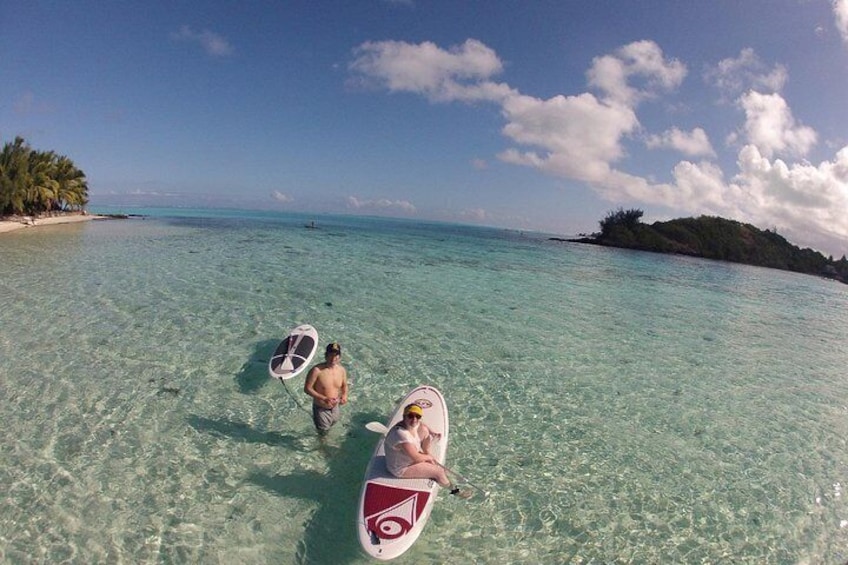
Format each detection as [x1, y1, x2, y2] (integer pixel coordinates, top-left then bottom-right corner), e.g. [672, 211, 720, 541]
[148, 376, 181, 396]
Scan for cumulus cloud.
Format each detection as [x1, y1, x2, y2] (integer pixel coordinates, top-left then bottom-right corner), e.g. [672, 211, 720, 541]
[599, 147, 848, 255]
[587, 40, 687, 105]
[737, 92, 817, 159]
[347, 195, 416, 214]
[835, 0, 848, 43]
[171, 25, 233, 57]
[704, 48, 787, 99]
[497, 92, 639, 182]
[271, 191, 293, 203]
[348, 38, 682, 185]
[646, 127, 715, 157]
[731, 145, 848, 251]
[349, 38, 848, 255]
[496, 41, 686, 183]
[349, 39, 514, 103]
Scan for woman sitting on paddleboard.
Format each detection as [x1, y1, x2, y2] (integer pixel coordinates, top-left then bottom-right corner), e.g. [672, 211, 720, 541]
[385, 403, 471, 498]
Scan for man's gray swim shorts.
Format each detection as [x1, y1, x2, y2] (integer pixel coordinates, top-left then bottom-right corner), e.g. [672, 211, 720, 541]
[312, 403, 340, 432]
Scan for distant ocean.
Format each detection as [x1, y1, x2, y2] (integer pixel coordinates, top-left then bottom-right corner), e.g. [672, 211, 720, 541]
[1, 207, 846, 564]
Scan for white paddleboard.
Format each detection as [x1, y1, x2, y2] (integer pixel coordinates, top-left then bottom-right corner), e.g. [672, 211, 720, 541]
[268, 324, 319, 381]
[357, 385, 449, 561]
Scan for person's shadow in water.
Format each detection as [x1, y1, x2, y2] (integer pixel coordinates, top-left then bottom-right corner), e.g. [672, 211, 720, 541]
[235, 338, 279, 394]
[245, 410, 383, 565]
[186, 415, 310, 452]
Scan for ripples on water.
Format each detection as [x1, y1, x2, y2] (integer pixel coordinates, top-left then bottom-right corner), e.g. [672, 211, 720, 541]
[0, 210, 846, 563]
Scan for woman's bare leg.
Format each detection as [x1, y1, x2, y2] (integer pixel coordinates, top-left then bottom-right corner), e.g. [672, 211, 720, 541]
[398, 462, 450, 487]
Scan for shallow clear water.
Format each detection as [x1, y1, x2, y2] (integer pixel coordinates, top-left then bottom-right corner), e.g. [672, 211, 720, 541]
[1, 209, 847, 564]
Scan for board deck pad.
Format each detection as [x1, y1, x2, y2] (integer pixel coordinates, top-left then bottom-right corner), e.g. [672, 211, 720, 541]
[268, 324, 318, 381]
[357, 385, 448, 560]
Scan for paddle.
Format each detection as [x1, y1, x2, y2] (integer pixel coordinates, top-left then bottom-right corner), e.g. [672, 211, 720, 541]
[365, 421, 490, 497]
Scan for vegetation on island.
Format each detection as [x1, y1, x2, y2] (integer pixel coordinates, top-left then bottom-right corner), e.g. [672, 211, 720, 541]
[0, 137, 89, 216]
[564, 208, 848, 284]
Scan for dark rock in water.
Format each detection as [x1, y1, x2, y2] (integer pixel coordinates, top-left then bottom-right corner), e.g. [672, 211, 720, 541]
[158, 386, 181, 396]
[325, 302, 333, 307]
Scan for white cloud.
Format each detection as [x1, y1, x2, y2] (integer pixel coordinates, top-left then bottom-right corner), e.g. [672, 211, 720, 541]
[669, 160, 735, 213]
[171, 26, 233, 57]
[496, 41, 689, 187]
[646, 127, 716, 157]
[497, 92, 639, 183]
[704, 48, 787, 98]
[349, 38, 848, 255]
[348, 39, 678, 185]
[731, 145, 848, 252]
[471, 158, 488, 170]
[349, 39, 513, 103]
[587, 40, 686, 106]
[347, 195, 416, 214]
[271, 191, 293, 203]
[602, 145, 848, 255]
[835, 0, 848, 43]
[737, 91, 817, 159]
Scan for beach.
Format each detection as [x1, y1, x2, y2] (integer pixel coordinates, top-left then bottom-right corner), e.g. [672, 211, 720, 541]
[0, 212, 106, 234]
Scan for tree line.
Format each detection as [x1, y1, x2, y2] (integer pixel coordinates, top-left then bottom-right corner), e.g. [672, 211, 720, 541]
[0, 137, 89, 216]
[569, 208, 848, 284]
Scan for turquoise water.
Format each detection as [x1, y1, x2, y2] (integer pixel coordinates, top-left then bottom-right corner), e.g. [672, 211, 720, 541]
[1, 209, 847, 564]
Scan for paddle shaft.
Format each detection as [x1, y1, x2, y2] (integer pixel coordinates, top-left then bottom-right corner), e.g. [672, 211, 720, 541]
[436, 462, 488, 496]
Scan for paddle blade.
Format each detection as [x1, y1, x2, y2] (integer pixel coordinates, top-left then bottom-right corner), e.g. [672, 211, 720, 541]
[365, 422, 389, 435]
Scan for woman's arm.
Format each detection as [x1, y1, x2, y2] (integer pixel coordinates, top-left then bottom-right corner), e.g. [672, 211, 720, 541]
[420, 424, 442, 454]
[400, 440, 434, 464]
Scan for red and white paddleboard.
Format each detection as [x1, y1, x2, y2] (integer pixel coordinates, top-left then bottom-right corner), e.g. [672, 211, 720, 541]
[357, 385, 449, 561]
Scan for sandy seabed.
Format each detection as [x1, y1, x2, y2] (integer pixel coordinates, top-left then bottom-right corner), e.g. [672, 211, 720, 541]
[0, 213, 106, 234]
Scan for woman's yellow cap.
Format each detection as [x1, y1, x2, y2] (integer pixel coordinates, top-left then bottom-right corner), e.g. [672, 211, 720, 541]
[404, 404, 423, 417]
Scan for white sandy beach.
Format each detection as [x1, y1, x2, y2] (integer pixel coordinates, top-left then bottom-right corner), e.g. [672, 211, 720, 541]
[0, 213, 106, 235]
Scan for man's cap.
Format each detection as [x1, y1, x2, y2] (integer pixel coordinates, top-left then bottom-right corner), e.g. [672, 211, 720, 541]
[326, 342, 341, 354]
[404, 404, 423, 417]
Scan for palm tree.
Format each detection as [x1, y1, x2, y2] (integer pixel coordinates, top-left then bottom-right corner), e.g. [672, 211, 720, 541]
[28, 150, 60, 214]
[0, 137, 32, 215]
[55, 155, 89, 211]
[0, 137, 89, 215]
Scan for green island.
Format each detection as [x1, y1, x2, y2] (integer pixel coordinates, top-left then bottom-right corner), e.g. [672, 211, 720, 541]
[556, 208, 848, 284]
[1, 137, 89, 216]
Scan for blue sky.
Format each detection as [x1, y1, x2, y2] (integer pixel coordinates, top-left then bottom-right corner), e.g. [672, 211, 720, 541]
[3, 1, 848, 256]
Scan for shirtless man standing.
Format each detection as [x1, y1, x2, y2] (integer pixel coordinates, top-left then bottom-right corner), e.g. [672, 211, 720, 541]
[303, 342, 348, 435]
